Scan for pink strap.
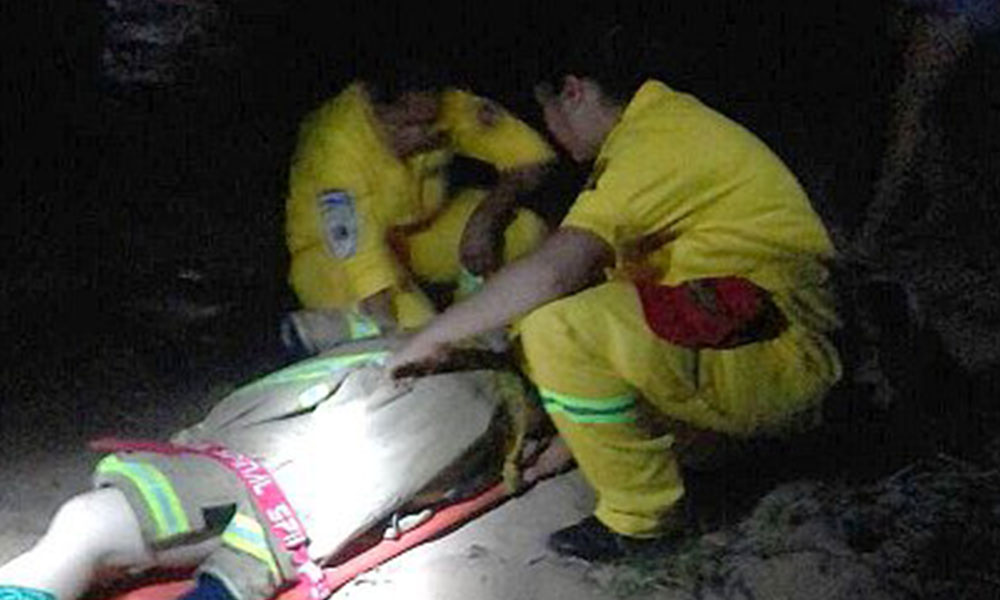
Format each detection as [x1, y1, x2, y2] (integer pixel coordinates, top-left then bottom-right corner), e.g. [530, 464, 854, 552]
[91, 438, 332, 600]
[98, 480, 515, 600]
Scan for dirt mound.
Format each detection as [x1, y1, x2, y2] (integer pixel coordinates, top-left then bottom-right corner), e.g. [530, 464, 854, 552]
[595, 450, 1000, 599]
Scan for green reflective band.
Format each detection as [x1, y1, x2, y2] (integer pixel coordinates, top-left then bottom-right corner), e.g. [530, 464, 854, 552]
[0, 586, 57, 600]
[540, 389, 637, 424]
[221, 513, 280, 579]
[96, 455, 190, 539]
[245, 351, 389, 390]
[345, 311, 381, 341]
[540, 390, 636, 411]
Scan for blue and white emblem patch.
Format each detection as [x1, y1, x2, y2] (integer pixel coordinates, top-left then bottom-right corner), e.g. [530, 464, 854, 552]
[317, 190, 358, 259]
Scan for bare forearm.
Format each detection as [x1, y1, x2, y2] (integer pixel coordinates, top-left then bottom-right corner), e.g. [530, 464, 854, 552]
[415, 228, 611, 348]
[467, 186, 518, 232]
[498, 163, 547, 195]
[459, 164, 549, 276]
[469, 164, 547, 224]
[421, 255, 562, 345]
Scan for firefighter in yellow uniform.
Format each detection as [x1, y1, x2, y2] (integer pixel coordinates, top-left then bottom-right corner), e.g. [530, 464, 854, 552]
[390, 31, 842, 560]
[518, 77, 841, 544]
[284, 78, 555, 354]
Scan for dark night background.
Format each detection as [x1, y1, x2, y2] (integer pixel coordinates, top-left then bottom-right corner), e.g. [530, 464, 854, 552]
[0, 1, 895, 320]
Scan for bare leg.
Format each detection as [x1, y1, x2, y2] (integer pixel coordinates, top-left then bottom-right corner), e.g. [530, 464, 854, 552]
[0, 488, 152, 600]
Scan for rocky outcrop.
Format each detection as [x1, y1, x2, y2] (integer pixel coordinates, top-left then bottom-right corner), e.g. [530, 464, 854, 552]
[100, 0, 236, 87]
[597, 452, 1000, 600]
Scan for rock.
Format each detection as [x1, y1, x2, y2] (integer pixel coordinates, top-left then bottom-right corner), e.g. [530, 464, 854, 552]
[714, 552, 891, 600]
[101, 0, 236, 87]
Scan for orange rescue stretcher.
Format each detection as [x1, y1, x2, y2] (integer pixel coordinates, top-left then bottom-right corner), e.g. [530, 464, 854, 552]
[101, 481, 512, 600]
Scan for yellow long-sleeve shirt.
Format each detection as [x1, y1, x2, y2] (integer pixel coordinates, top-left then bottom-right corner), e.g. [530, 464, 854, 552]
[286, 83, 554, 304]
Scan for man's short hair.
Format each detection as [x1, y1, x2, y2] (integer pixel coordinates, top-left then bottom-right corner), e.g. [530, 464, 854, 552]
[537, 23, 666, 104]
[364, 57, 451, 104]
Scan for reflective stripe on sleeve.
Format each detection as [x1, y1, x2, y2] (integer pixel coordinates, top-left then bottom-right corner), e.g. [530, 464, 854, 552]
[221, 512, 281, 580]
[95, 455, 190, 540]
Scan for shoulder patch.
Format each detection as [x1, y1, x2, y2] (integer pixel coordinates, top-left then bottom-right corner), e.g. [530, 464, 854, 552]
[476, 99, 503, 128]
[317, 190, 358, 259]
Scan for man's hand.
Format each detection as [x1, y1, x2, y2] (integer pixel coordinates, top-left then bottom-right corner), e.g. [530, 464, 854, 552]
[386, 333, 451, 377]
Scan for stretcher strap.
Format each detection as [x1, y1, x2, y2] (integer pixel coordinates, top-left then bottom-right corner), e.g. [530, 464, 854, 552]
[98, 481, 513, 600]
[90, 438, 332, 600]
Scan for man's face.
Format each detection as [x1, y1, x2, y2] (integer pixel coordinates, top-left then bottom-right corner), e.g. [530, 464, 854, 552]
[379, 91, 445, 158]
[534, 79, 599, 163]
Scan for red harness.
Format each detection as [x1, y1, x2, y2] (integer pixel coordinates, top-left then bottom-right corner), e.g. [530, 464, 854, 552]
[91, 438, 331, 600]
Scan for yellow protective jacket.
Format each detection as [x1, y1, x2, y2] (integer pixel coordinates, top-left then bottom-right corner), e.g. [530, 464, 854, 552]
[519, 80, 842, 537]
[563, 80, 839, 338]
[285, 83, 554, 306]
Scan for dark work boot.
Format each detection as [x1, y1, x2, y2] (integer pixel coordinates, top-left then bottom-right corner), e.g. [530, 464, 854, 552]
[548, 516, 667, 561]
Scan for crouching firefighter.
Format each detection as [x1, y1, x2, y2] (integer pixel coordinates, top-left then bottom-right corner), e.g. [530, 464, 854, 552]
[389, 27, 843, 561]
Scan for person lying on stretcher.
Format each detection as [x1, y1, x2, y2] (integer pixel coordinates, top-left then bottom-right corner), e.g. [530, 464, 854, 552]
[0, 341, 571, 600]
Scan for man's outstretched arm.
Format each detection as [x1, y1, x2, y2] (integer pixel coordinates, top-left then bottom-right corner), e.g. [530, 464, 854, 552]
[388, 226, 614, 372]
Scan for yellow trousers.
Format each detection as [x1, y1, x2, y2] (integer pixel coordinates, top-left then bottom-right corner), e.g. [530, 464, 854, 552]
[289, 189, 548, 329]
[518, 280, 840, 537]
